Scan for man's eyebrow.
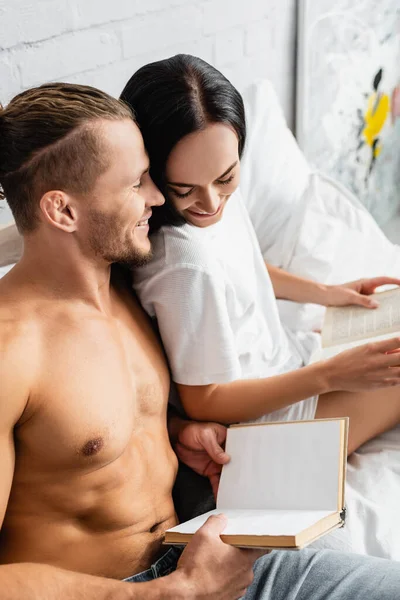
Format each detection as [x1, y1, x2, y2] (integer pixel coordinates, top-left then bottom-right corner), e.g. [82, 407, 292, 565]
[133, 165, 149, 181]
[167, 161, 238, 188]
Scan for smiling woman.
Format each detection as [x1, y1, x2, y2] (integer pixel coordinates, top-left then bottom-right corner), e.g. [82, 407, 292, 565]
[120, 54, 246, 233]
[165, 124, 240, 228]
[120, 54, 400, 462]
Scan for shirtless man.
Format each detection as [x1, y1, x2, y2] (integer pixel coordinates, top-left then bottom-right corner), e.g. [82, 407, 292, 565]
[0, 83, 399, 600]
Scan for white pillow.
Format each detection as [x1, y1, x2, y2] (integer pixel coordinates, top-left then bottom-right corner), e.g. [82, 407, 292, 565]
[240, 80, 311, 265]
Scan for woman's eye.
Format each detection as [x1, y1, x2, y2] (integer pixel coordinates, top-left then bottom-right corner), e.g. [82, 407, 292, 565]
[133, 181, 142, 190]
[170, 188, 193, 199]
[217, 174, 235, 186]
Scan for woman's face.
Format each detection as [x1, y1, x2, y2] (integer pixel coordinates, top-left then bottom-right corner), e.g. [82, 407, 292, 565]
[165, 123, 240, 227]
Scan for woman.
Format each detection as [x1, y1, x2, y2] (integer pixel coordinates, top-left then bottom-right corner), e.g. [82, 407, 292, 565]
[120, 54, 400, 455]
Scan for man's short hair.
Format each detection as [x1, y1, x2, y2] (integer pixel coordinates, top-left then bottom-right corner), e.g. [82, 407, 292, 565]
[0, 83, 133, 233]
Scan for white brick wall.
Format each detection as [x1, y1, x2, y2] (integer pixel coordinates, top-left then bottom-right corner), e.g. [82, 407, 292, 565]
[0, 0, 297, 225]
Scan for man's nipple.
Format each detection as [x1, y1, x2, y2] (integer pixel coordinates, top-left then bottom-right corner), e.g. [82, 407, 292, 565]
[81, 437, 104, 457]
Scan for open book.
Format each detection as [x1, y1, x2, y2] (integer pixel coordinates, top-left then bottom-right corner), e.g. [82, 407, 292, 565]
[312, 287, 400, 361]
[165, 418, 348, 550]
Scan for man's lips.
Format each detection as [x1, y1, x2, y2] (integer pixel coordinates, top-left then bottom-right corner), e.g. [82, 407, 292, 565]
[137, 211, 152, 227]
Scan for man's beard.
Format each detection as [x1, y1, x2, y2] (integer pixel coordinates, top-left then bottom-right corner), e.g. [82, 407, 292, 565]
[87, 211, 152, 268]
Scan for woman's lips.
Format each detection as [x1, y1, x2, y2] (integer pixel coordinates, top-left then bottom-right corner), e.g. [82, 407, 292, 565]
[186, 204, 222, 219]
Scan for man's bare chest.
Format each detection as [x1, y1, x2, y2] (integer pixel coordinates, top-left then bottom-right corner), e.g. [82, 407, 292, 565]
[16, 303, 170, 472]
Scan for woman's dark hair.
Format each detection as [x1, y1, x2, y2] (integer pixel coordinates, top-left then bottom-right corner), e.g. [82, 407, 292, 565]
[120, 54, 246, 232]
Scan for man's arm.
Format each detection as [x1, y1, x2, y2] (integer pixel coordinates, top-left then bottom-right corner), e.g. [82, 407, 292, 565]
[0, 561, 208, 600]
[0, 342, 30, 532]
[1, 516, 262, 600]
[0, 562, 159, 600]
[0, 514, 262, 600]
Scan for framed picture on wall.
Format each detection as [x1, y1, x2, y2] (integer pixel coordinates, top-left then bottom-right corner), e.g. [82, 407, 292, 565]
[296, 0, 400, 226]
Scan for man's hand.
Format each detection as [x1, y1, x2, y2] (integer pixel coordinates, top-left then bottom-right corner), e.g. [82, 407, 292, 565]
[325, 277, 400, 309]
[173, 514, 265, 600]
[172, 420, 229, 498]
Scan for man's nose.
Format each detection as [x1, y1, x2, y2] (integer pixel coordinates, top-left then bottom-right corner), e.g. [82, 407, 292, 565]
[147, 177, 165, 207]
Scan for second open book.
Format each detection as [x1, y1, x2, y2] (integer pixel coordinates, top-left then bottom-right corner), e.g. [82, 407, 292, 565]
[312, 287, 400, 361]
[165, 418, 348, 550]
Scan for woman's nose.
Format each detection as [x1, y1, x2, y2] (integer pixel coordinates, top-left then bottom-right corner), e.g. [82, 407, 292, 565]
[201, 189, 220, 213]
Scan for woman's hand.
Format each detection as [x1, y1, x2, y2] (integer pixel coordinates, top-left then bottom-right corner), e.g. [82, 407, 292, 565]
[324, 277, 400, 309]
[324, 337, 400, 392]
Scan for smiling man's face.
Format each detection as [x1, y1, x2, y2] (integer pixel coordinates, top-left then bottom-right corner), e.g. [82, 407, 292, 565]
[80, 119, 164, 265]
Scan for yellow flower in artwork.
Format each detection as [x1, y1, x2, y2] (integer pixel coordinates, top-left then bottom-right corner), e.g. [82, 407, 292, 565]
[362, 91, 390, 157]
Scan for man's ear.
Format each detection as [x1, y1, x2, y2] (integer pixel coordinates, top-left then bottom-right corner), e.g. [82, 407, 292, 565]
[39, 191, 78, 232]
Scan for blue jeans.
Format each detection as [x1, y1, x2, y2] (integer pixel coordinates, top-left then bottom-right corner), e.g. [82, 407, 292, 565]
[125, 546, 400, 598]
[123, 547, 182, 583]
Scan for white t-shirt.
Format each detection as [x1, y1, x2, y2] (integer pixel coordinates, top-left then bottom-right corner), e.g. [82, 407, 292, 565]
[133, 190, 319, 422]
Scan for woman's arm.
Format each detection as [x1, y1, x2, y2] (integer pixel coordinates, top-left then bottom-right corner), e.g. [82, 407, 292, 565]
[137, 265, 400, 424]
[266, 264, 400, 308]
[178, 337, 400, 423]
[266, 263, 328, 304]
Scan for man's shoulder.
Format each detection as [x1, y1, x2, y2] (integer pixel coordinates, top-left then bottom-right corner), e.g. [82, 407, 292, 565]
[0, 305, 38, 427]
[0, 277, 42, 374]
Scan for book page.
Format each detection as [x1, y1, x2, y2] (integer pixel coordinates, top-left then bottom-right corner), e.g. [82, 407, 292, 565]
[216, 420, 344, 512]
[322, 288, 400, 348]
[167, 508, 334, 537]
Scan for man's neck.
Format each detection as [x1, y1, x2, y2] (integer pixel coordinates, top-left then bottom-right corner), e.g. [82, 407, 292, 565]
[15, 232, 114, 314]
